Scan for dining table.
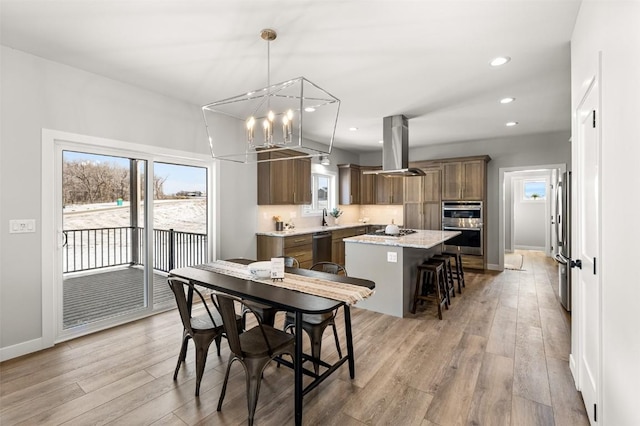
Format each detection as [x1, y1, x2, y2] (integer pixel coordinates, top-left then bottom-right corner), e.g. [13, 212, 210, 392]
[169, 259, 375, 426]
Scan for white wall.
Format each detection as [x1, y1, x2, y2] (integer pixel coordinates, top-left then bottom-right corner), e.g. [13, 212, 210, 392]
[571, 2, 640, 425]
[360, 131, 571, 267]
[0, 47, 255, 355]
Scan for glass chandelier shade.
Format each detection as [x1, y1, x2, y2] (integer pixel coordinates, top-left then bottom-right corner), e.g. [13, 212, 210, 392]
[202, 30, 340, 163]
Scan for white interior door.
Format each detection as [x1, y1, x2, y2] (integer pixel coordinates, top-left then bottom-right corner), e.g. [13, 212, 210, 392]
[575, 74, 601, 425]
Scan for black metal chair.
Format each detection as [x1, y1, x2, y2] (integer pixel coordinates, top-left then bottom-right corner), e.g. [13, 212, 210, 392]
[282, 261, 346, 375]
[215, 293, 295, 426]
[167, 277, 241, 396]
[309, 261, 346, 275]
[240, 256, 299, 328]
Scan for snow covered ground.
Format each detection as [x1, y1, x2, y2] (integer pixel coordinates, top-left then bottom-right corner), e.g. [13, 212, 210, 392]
[64, 198, 207, 234]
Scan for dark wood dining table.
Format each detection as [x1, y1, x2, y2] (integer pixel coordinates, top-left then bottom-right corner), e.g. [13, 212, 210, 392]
[169, 259, 375, 426]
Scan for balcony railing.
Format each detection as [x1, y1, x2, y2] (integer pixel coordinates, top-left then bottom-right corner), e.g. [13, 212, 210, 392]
[63, 227, 208, 273]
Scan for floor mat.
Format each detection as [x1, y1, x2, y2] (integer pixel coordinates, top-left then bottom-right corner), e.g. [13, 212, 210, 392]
[504, 253, 524, 270]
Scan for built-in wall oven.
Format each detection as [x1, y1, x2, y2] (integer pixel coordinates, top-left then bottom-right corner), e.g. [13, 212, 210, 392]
[442, 201, 483, 255]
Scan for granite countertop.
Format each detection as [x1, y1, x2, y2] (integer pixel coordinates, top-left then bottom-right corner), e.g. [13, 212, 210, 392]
[256, 223, 372, 237]
[343, 229, 461, 250]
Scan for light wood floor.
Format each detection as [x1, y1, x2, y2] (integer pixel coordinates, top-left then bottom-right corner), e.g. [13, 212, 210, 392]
[0, 251, 588, 425]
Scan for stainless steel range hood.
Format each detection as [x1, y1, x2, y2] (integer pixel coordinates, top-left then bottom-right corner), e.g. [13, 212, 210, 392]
[363, 115, 425, 177]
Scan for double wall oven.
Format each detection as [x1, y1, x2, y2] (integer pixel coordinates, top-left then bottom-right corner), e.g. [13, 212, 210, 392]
[442, 201, 483, 255]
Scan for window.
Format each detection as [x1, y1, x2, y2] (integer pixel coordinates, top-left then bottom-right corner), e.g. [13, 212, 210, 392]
[523, 180, 547, 201]
[303, 171, 335, 215]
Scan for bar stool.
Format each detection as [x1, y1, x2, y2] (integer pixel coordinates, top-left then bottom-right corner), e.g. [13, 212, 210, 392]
[432, 254, 459, 295]
[427, 258, 454, 306]
[443, 251, 465, 291]
[412, 261, 448, 320]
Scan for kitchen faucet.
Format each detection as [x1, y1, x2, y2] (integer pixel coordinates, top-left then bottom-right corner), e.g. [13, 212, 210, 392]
[322, 208, 328, 226]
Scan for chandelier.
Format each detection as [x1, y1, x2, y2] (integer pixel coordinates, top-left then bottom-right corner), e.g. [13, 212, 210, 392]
[202, 29, 340, 163]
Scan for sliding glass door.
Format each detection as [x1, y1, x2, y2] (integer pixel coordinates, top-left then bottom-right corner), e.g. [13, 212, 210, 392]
[56, 145, 212, 341]
[151, 162, 208, 309]
[61, 151, 150, 330]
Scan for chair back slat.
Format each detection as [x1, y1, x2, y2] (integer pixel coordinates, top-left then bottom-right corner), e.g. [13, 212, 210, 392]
[310, 261, 348, 276]
[168, 278, 195, 334]
[168, 278, 219, 332]
[278, 256, 299, 268]
[215, 293, 243, 355]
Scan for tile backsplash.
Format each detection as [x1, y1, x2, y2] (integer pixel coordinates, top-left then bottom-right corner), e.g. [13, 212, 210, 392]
[256, 204, 404, 232]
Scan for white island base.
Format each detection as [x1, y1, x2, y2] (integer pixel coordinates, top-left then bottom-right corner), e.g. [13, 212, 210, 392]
[344, 230, 460, 318]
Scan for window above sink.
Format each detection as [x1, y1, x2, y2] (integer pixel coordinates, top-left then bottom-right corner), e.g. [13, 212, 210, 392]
[302, 164, 337, 216]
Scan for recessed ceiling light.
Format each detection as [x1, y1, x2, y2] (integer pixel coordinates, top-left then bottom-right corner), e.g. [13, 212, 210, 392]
[490, 56, 511, 67]
[304, 107, 316, 112]
[505, 121, 519, 127]
[349, 127, 358, 131]
[500, 97, 515, 104]
[378, 140, 384, 144]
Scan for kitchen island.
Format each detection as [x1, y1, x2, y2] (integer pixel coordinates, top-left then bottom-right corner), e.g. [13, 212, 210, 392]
[344, 230, 460, 317]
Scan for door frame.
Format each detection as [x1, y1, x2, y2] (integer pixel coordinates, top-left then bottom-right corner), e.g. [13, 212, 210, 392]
[498, 163, 566, 270]
[42, 129, 215, 346]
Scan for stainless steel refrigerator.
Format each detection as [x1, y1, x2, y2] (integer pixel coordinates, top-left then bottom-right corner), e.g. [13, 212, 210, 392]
[554, 171, 571, 311]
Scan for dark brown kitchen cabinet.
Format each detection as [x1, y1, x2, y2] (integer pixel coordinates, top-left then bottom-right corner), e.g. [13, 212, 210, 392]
[294, 157, 312, 204]
[403, 168, 441, 229]
[441, 159, 485, 201]
[331, 226, 369, 266]
[257, 150, 311, 205]
[257, 233, 313, 269]
[404, 202, 441, 230]
[338, 164, 361, 205]
[376, 175, 403, 205]
[359, 166, 379, 204]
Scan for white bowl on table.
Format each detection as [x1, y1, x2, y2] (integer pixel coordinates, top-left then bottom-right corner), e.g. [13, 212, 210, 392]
[248, 261, 271, 279]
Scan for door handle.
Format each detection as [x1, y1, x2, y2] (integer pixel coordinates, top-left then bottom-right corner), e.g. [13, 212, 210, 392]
[557, 252, 581, 269]
[554, 253, 567, 264]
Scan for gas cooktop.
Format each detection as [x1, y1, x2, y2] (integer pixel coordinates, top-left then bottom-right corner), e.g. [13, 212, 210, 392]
[366, 229, 417, 237]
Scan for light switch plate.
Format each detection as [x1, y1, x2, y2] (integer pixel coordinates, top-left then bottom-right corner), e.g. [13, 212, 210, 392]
[9, 219, 36, 233]
[387, 251, 398, 263]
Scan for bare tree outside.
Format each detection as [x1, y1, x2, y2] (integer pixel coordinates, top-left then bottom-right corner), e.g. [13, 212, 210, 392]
[63, 159, 169, 205]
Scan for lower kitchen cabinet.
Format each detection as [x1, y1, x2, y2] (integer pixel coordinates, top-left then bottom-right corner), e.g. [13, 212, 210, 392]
[257, 233, 313, 268]
[257, 226, 368, 270]
[331, 226, 369, 266]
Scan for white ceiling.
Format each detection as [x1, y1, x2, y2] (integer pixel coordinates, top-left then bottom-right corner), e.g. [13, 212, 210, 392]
[0, 0, 581, 153]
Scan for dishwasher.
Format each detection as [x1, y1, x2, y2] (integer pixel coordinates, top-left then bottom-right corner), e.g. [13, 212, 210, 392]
[312, 231, 332, 264]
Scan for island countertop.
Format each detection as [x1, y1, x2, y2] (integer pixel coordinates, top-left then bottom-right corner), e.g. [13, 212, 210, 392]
[343, 229, 461, 250]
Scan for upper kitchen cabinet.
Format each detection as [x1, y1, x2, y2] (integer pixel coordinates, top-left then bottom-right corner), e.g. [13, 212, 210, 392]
[257, 150, 311, 205]
[404, 168, 441, 203]
[403, 168, 441, 230]
[338, 164, 361, 205]
[441, 157, 490, 201]
[376, 175, 403, 205]
[359, 166, 379, 205]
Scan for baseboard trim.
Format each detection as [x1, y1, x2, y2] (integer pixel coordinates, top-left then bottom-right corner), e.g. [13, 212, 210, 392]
[514, 245, 546, 251]
[569, 353, 579, 389]
[0, 337, 51, 362]
[487, 263, 502, 271]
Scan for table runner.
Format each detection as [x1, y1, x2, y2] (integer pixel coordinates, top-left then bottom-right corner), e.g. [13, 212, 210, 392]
[194, 260, 373, 305]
